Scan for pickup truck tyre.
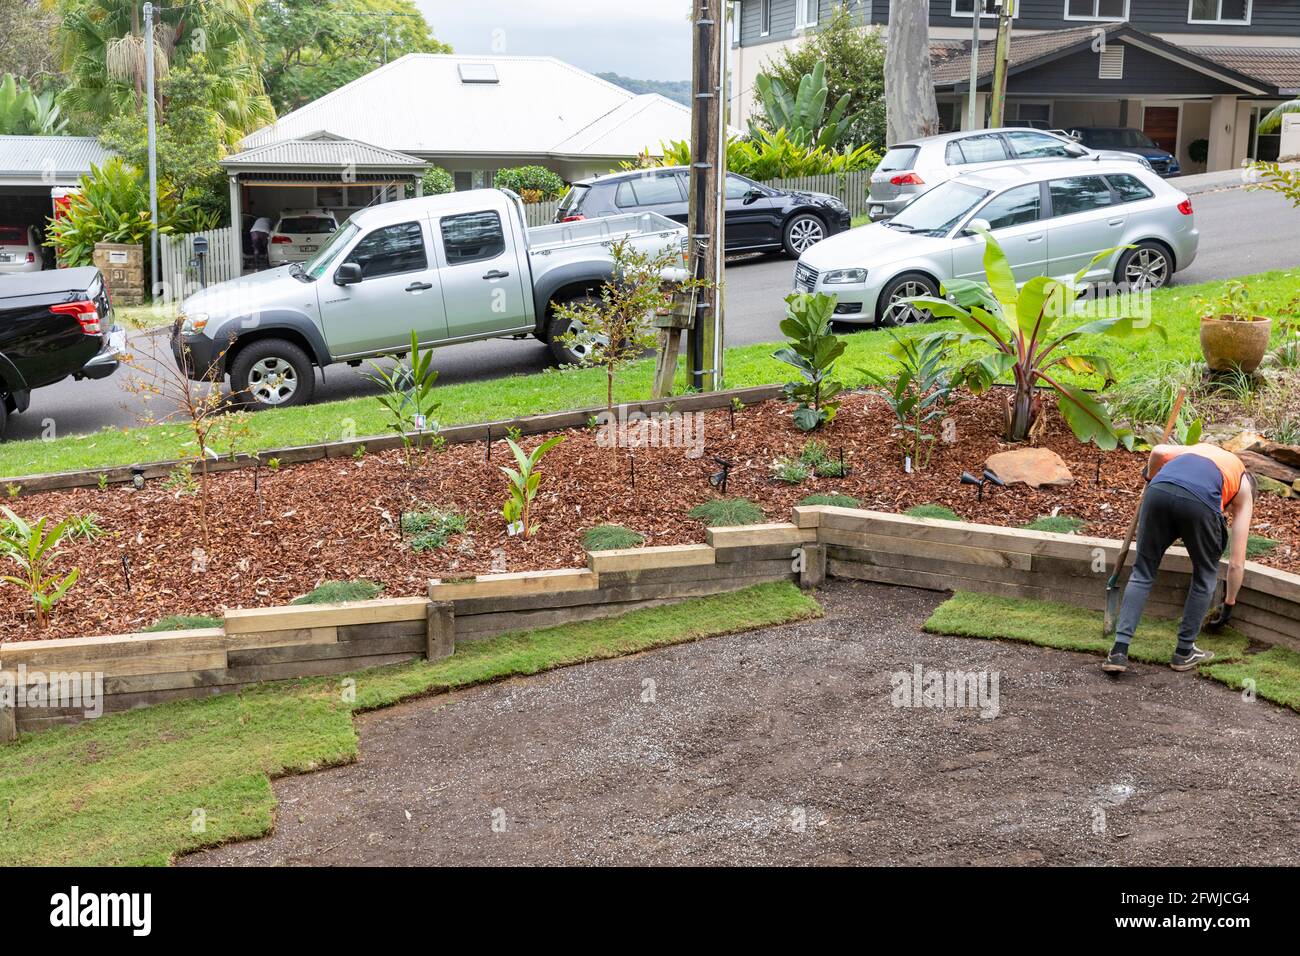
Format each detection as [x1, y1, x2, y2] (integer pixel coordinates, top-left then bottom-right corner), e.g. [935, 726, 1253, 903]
[548, 296, 605, 366]
[782, 213, 826, 259]
[0, 395, 7, 440]
[229, 339, 316, 410]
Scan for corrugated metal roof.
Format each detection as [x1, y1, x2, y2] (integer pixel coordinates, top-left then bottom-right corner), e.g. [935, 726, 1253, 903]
[1187, 46, 1300, 95]
[240, 54, 694, 159]
[222, 136, 426, 169]
[0, 135, 113, 182]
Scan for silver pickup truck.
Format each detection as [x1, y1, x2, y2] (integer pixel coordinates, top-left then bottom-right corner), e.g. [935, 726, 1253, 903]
[172, 189, 686, 409]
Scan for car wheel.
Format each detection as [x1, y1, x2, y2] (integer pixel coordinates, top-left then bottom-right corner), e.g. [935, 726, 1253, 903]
[1116, 242, 1172, 291]
[782, 213, 826, 258]
[229, 339, 316, 410]
[877, 273, 940, 327]
[548, 296, 606, 366]
[0, 396, 8, 441]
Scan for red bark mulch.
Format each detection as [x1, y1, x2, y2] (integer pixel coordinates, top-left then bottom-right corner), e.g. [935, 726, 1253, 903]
[2, 390, 1296, 642]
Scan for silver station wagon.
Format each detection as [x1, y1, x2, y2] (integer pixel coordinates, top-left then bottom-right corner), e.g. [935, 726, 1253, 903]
[795, 159, 1198, 327]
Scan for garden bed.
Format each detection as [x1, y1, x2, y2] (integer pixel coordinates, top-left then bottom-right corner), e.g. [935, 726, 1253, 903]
[4, 389, 1298, 642]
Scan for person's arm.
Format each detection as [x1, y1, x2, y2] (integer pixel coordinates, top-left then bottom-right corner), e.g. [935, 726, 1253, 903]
[1223, 483, 1254, 605]
[1145, 444, 1179, 480]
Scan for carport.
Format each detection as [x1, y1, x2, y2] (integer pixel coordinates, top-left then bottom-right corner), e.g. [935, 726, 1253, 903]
[219, 134, 428, 273]
[0, 135, 113, 268]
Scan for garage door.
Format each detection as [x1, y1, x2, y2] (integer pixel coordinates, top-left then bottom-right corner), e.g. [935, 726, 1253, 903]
[1143, 107, 1179, 156]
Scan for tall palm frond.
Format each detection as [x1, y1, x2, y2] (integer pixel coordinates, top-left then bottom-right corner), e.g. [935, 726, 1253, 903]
[1259, 99, 1300, 135]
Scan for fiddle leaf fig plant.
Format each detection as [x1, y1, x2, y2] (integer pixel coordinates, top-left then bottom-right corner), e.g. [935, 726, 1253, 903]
[909, 226, 1159, 449]
[774, 291, 846, 431]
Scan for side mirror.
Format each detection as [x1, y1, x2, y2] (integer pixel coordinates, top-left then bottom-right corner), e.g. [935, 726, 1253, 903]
[744, 188, 763, 204]
[334, 262, 362, 286]
[964, 217, 992, 236]
[1065, 143, 1087, 157]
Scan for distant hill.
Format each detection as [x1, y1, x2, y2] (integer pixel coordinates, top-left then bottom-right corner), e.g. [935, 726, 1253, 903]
[596, 73, 692, 107]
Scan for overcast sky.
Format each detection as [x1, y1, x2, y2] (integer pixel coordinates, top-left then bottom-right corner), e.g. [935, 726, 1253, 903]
[417, 1, 692, 81]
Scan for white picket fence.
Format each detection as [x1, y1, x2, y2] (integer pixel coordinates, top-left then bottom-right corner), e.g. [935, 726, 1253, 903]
[158, 225, 239, 303]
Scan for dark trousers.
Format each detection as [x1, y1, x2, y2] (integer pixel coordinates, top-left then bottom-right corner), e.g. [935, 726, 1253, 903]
[1115, 482, 1226, 650]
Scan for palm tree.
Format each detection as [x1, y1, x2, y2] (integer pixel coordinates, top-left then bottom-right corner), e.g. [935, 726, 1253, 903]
[58, 0, 274, 143]
[1259, 99, 1299, 136]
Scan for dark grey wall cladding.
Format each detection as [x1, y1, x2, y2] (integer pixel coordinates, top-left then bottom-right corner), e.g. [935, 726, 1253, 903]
[739, 0, 1300, 46]
[1003, 40, 1246, 93]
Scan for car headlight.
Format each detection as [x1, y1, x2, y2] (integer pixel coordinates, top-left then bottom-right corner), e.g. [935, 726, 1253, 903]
[823, 269, 867, 284]
[1138, 157, 1154, 171]
[180, 311, 209, 334]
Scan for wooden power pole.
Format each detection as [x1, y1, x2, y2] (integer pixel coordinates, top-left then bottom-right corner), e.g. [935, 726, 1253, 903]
[686, 0, 725, 393]
[988, 0, 1016, 128]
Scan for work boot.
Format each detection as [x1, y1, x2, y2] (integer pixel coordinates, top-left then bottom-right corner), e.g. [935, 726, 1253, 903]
[1101, 649, 1128, 673]
[1171, 645, 1215, 672]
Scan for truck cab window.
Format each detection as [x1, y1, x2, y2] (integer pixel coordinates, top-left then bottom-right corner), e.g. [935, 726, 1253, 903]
[345, 222, 427, 278]
[440, 211, 506, 264]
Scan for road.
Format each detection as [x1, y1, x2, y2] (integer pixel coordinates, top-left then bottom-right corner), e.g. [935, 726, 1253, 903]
[8, 185, 1299, 445]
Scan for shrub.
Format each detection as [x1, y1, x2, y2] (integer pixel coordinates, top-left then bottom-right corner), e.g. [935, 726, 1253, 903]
[799, 493, 861, 508]
[501, 436, 564, 537]
[292, 580, 384, 605]
[775, 292, 845, 431]
[494, 165, 567, 202]
[401, 508, 468, 552]
[582, 525, 645, 551]
[407, 166, 455, 198]
[905, 504, 960, 521]
[1022, 515, 1085, 535]
[143, 614, 223, 632]
[654, 128, 878, 179]
[752, 61, 859, 149]
[863, 333, 954, 471]
[0, 507, 81, 628]
[688, 498, 765, 527]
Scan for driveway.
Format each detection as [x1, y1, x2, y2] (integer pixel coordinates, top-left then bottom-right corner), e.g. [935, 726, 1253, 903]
[9, 184, 1300, 444]
[183, 581, 1300, 867]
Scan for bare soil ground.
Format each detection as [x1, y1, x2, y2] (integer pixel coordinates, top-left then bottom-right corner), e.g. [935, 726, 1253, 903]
[7, 391, 1298, 642]
[183, 581, 1300, 867]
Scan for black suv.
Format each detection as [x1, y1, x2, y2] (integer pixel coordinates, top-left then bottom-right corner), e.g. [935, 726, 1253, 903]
[0, 267, 124, 439]
[555, 167, 851, 258]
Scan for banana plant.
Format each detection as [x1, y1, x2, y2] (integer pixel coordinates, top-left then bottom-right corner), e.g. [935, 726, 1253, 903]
[909, 227, 1161, 449]
[0, 507, 81, 629]
[753, 61, 858, 150]
[500, 436, 564, 537]
[0, 74, 68, 135]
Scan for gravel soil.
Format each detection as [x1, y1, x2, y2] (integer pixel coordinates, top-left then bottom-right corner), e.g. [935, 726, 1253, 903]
[6, 391, 1298, 642]
[182, 581, 1300, 867]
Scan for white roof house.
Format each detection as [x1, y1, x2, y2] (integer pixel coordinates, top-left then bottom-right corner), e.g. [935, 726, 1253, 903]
[239, 54, 695, 183]
[0, 136, 113, 187]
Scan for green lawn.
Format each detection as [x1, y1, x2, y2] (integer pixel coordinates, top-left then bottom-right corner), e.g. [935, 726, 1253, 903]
[925, 590, 1300, 712]
[0, 581, 821, 866]
[3, 268, 1296, 481]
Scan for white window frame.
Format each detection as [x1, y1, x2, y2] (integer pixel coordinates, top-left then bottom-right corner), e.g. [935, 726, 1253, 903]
[1187, 0, 1252, 25]
[951, 0, 1013, 18]
[795, 0, 819, 30]
[731, 1, 742, 45]
[760, 0, 771, 36]
[1063, 0, 1130, 21]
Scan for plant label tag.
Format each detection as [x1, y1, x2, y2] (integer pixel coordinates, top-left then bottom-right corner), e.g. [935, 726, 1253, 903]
[413, 415, 427, 431]
[506, 520, 524, 537]
[904, 456, 913, 474]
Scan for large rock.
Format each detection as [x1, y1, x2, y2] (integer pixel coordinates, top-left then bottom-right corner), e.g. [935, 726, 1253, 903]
[1222, 430, 1265, 454]
[1253, 441, 1300, 470]
[985, 448, 1074, 489]
[1237, 450, 1300, 486]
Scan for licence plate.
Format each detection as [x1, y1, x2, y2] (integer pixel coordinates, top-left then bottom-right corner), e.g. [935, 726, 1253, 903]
[0, 254, 12, 262]
[299, 245, 318, 252]
[870, 206, 884, 217]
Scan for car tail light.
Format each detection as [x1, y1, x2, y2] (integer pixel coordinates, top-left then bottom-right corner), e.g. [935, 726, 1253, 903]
[1177, 198, 1193, 216]
[50, 300, 102, 335]
[25, 252, 35, 263]
[271, 234, 293, 244]
[559, 215, 585, 223]
[890, 172, 925, 187]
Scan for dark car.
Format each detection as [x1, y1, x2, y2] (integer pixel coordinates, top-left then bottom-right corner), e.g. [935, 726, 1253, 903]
[1068, 128, 1182, 177]
[555, 167, 851, 258]
[0, 266, 124, 438]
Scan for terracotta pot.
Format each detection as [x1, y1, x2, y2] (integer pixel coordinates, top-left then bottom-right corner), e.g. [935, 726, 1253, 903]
[1199, 315, 1272, 374]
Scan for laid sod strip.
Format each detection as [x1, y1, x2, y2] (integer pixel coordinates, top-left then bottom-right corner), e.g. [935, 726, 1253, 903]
[142, 614, 224, 632]
[923, 591, 1300, 712]
[0, 581, 821, 867]
[3, 269, 1296, 479]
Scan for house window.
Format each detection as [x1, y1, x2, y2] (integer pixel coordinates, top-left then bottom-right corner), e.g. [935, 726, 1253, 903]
[1065, 0, 1128, 19]
[952, 0, 1002, 17]
[760, 0, 771, 36]
[795, 0, 818, 30]
[731, 1, 742, 45]
[1188, 0, 1251, 24]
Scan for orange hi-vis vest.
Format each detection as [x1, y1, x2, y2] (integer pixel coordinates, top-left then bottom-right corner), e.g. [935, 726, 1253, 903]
[1153, 444, 1245, 512]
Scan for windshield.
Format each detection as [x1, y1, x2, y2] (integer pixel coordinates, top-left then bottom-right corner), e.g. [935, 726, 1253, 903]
[889, 181, 990, 237]
[0, 227, 28, 244]
[1084, 129, 1157, 150]
[304, 221, 359, 279]
[277, 216, 336, 234]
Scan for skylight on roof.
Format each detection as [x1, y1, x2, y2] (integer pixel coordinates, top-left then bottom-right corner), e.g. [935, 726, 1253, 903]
[458, 63, 499, 84]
